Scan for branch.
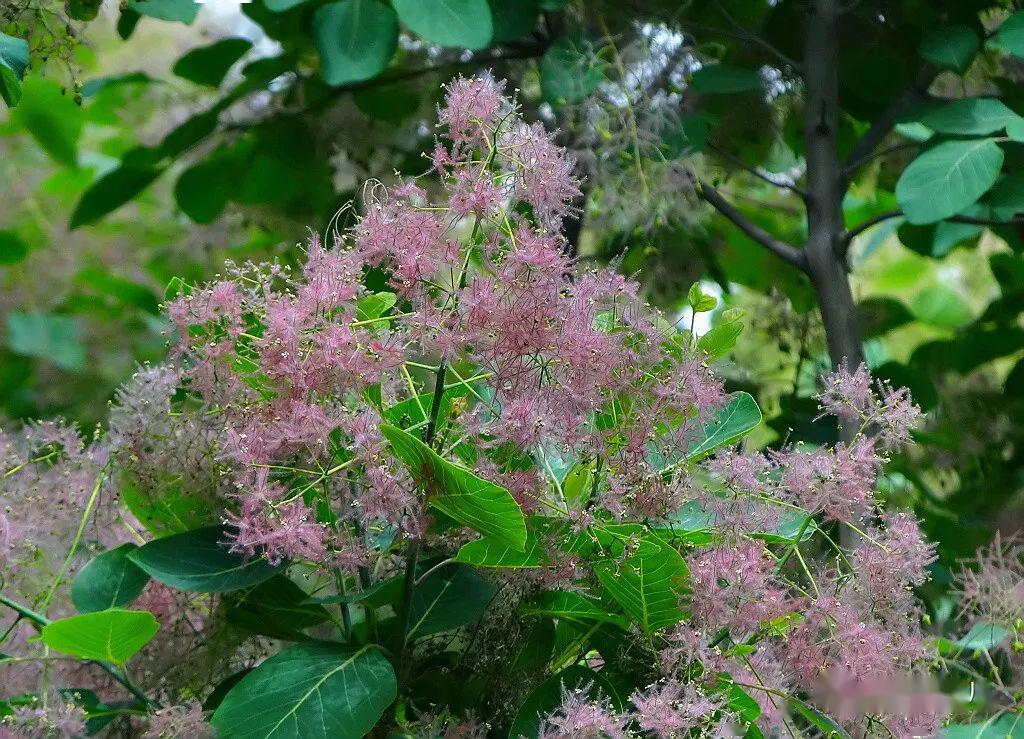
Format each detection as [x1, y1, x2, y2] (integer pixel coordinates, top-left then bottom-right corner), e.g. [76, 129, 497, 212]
[713, 0, 802, 70]
[841, 81, 934, 183]
[842, 209, 1024, 249]
[841, 209, 902, 246]
[707, 143, 809, 199]
[843, 141, 921, 174]
[696, 179, 808, 272]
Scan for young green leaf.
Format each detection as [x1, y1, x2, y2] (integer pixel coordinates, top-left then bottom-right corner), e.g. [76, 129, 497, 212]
[11, 77, 83, 168]
[210, 643, 396, 739]
[41, 610, 158, 665]
[71, 544, 151, 614]
[697, 320, 744, 359]
[127, 526, 284, 593]
[380, 423, 527, 551]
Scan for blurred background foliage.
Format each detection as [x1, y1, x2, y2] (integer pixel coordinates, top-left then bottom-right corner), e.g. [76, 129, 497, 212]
[1, 0, 1023, 601]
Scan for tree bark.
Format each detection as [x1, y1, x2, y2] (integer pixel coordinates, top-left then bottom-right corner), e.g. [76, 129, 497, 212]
[802, 0, 864, 374]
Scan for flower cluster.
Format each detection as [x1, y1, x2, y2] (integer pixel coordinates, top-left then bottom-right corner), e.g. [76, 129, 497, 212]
[0, 74, 984, 738]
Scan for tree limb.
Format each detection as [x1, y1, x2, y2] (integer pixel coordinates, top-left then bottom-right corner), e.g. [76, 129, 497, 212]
[841, 209, 903, 246]
[841, 86, 932, 184]
[842, 209, 1024, 250]
[843, 141, 921, 174]
[707, 143, 809, 199]
[696, 179, 808, 272]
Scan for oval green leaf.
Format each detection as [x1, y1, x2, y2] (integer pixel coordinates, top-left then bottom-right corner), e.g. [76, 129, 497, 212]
[919, 25, 979, 73]
[314, 0, 398, 86]
[210, 643, 396, 739]
[392, 0, 492, 49]
[71, 544, 151, 614]
[687, 391, 762, 460]
[41, 610, 158, 665]
[127, 526, 284, 593]
[174, 38, 252, 88]
[896, 138, 1004, 225]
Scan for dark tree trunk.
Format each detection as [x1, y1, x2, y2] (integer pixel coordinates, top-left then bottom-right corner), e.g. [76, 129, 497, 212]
[802, 0, 865, 374]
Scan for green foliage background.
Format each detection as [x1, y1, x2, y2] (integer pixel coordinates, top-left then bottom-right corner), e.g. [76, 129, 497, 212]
[1, 1, 1024, 715]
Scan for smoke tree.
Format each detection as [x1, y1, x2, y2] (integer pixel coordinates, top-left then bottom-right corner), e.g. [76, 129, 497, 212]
[0, 75, 1020, 738]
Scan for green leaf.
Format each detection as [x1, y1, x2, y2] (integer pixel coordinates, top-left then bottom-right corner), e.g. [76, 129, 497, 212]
[356, 291, 398, 321]
[353, 83, 419, 124]
[71, 544, 150, 614]
[919, 25, 979, 73]
[510, 665, 621, 739]
[226, 576, 331, 641]
[895, 139, 1003, 224]
[0, 32, 29, 107]
[407, 563, 495, 639]
[265, 0, 307, 9]
[945, 714, 1024, 739]
[791, 701, 852, 739]
[210, 643, 396, 739]
[0, 230, 28, 265]
[593, 533, 689, 634]
[380, 423, 527, 551]
[12, 78, 83, 167]
[687, 391, 762, 460]
[909, 285, 971, 328]
[314, 0, 398, 86]
[392, 0, 492, 50]
[174, 151, 232, 224]
[956, 622, 1011, 651]
[127, 0, 199, 23]
[988, 172, 1024, 222]
[520, 590, 629, 629]
[174, 38, 252, 87]
[490, 0, 539, 43]
[995, 12, 1024, 59]
[697, 320, 744, 359]
[77, 267, 160, 313]
[690, 64, 762, 94]
[916, 98, 1023, 136]
[688, 283, 717, 312]
[120, 478, 218, 536]
[41, 610, 158, 665]
[128, 526, 284, 593]
[6, 312, 85, 372]
[455, 531, 543, 568]
[540, 36, 604, 106]
[70, 162, 165, 228]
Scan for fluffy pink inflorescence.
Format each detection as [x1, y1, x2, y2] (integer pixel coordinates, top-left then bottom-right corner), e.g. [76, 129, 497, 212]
[109, 75, 942, 739]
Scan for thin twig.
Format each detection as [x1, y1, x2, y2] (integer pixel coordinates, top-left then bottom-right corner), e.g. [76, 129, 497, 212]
[708, 143, 809, 199]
